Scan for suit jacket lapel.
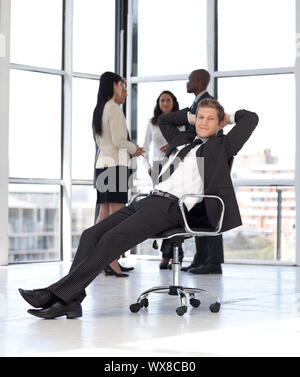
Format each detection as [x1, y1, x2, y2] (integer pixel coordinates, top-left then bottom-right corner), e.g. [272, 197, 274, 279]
[165, 132, 195, 156]
[161, 132, 196, 171]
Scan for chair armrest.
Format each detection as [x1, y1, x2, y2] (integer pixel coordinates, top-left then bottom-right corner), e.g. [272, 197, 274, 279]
[178, 194, 225, 236]
[129, 193, 149, 205]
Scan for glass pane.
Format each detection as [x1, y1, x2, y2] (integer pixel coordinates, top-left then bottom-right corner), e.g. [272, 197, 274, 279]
[136, 0, 207, 76]
[73, 0, 115, 74]
[8, 184, 60, 263]
[72, 185, 96, 258]
[72, 78, 99, 179]
[72, 78, 100, 180]
[217, 74, 295, 178]
[9, 70, 61, 179]
[134, 80, 194, 183]
[218, 0, 296, 70]
[10, 0, 62, 69]
[224, 186, 295, 263]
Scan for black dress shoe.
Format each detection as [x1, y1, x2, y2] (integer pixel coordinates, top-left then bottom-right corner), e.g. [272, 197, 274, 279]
[27, 300, 82, 319]
[18, 288, 55, 308]
[189, 263, 222, 275]
[181, 263, 200, 272]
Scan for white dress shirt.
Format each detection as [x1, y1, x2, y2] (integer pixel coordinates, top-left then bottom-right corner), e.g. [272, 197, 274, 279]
[142, 119, 168, 164]
[155, 138, 207, 211]
[155, 111, 236, 211]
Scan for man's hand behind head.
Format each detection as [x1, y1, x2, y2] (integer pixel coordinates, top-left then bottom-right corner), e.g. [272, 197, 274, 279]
[218, 113, 232, 131]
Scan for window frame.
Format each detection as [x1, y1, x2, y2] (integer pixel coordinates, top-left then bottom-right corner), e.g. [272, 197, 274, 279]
[126, 0, 300, 265]
[7, 0, 120, 264]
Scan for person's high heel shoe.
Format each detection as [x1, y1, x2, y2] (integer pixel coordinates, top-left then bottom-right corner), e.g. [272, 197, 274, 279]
[104, 265, 129, 278]
[159, 254, 183, 270]
[118, 262, 134, 272]
[159, 258, 172, 270]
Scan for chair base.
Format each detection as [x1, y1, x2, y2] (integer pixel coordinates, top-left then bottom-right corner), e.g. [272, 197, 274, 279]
[129, 284, 221, 316]
[129, 241, 221, 316]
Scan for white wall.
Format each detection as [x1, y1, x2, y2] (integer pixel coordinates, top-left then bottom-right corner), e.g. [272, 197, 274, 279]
[0, 0, 10, 265]
[296, 0, 300, 266]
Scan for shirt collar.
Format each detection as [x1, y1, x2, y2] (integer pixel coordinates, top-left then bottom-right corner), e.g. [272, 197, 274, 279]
[194, 90, 208, 104]
[194, 136, 208, 144]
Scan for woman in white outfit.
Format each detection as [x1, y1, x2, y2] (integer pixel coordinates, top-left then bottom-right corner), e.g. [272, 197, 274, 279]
[142, 91, 179, 182]
[142, 90, 182, 269]
[93, 72, 144, 276]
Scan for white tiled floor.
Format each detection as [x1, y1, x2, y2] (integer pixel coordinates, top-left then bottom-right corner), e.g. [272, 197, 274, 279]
[0, 259, 300, 357]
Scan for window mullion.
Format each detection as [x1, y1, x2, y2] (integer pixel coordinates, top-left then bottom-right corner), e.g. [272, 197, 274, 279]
[0, 0, 10, 266]
[61, 0, 73, 263]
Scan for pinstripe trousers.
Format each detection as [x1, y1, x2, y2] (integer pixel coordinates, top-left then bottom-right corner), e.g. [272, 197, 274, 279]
[47, 196, 183, 304]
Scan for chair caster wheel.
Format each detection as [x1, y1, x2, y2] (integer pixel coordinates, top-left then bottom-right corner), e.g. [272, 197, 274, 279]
[209, 302, 221, 313]
[140, 298, 149, 308]
[176, 306, 187, 316]
[190, 298, 201, 308]
[129, 303, 141, 313]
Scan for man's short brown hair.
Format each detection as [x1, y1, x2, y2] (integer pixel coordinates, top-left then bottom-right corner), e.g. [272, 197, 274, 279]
[196, 98, 225, 123]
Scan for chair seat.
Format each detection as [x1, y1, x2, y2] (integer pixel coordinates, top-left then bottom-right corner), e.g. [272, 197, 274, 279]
[152, 227, 189, 239]
[152, 226, 216, 239]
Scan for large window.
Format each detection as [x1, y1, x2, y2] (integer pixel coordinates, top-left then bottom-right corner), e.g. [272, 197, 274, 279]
[136, 0, 207, 76]
[130, 0, 297, 264]
[218, 0, 296, 71]
[7, 1, 298, 265]
[225, 186, 295, 262]
[217, 74, 295, 178]
[72, 77, 99, 180]
[216, 0, 296, 263]
[8, 0, 116, 263]
[8, 184, 60, 263]
[9, 70, 62, 179]
[10, 0, 63, 69]
[131, 0, 208, 256]
[71, 185, 95, 258]
[71, 0, 117, 251]
[9, 0, 63, 263]
[73, 0, 115, 75]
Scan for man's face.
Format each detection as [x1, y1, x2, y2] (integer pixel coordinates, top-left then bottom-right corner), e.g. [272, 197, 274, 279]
[186, 71, 201, 94]
[195, 107, 220, 138]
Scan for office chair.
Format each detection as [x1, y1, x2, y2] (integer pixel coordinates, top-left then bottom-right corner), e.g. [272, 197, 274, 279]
[129, 193, 225, 316]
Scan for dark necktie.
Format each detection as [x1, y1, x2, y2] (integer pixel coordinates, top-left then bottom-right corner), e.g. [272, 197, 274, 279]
[158, 138, 203, 183]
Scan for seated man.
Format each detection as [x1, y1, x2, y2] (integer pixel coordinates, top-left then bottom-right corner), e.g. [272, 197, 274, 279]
[19, 99, 259, 319]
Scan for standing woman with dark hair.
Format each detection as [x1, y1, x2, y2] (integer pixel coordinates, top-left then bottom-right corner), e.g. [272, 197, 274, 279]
[142, 90, 179, 182]
[93, 72, 145, 277]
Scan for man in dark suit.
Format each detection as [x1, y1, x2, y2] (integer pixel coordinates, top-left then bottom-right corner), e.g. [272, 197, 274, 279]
[162, 69, 225, 274]
[186, 69, 225, 274]
[19, 99, 258, 319]
[186, 69, 214, 119]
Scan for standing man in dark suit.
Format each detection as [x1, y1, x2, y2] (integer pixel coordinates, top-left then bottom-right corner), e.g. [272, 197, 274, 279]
[18, 100, 258, 319]
[162, 69, 225, 274]
[186, 69, 214, 124]
[186, 69, 225, 274]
